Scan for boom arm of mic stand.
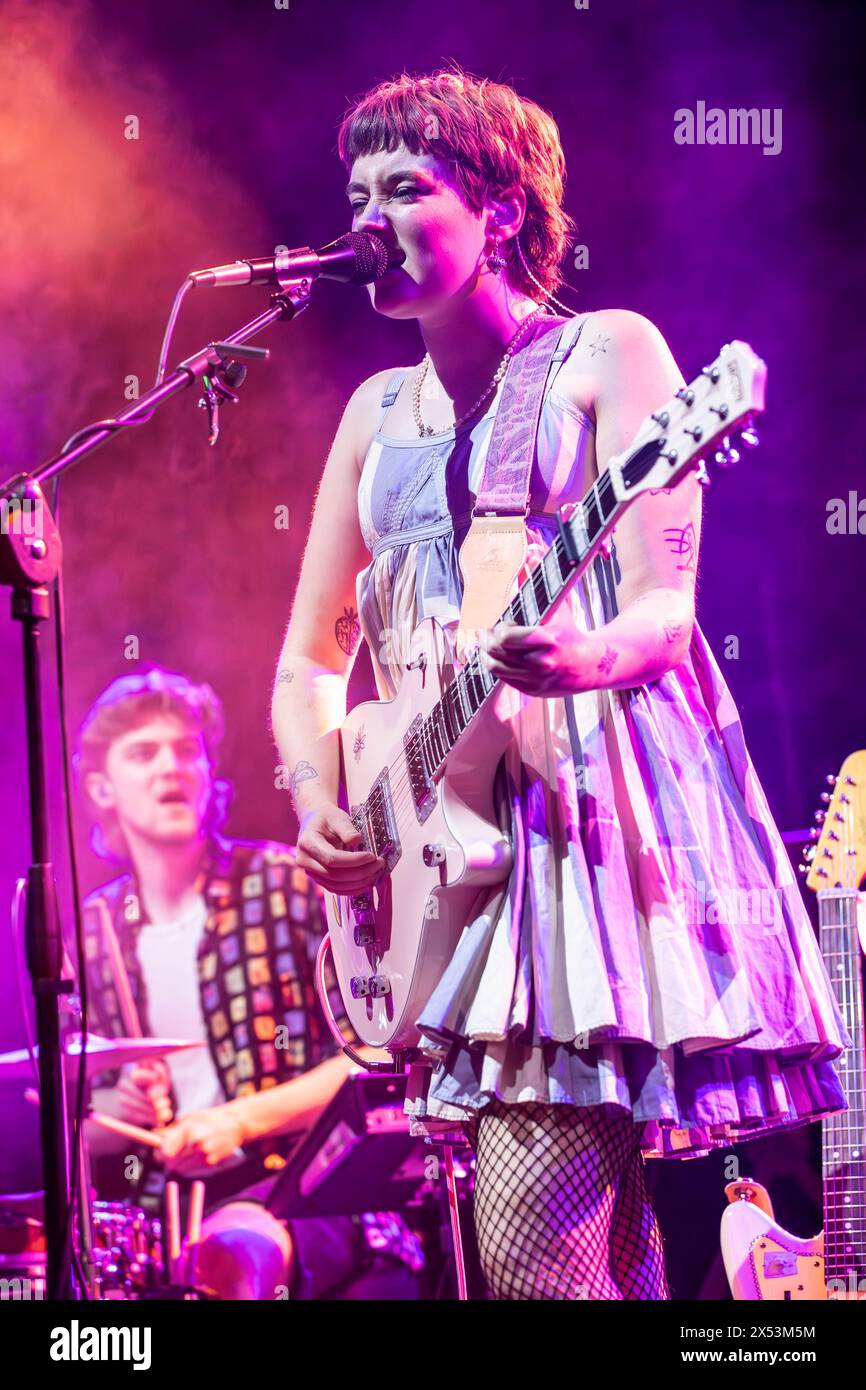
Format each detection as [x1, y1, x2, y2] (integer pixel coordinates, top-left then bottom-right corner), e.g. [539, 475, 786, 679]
[2, 278, 313, 494]
[0, 276, 313, 1299]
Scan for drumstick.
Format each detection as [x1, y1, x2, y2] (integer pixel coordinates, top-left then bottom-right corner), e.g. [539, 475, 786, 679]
[165, 1179, 182, 1283]
[185, 1179, 206, 1284]
[92, 898, 143, 1038]
[91, 899, 173, 1118]
[87, 1109, 165, 1150]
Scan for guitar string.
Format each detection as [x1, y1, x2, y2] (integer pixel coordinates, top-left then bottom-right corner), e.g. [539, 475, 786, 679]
[826, 785, 847, 1277]
[825, 776, 864, 1281]
[844, 777, 866, 1267]
[353, 380, 742, 840]
[357, 471, 620, 837]
[842, 779, 864, 1268]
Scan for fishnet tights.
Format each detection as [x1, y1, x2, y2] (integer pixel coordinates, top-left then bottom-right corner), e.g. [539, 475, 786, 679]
[469, 1100, 670, 1300]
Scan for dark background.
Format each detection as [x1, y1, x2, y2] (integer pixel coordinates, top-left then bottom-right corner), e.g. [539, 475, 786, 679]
[1, 0, 863, 1296]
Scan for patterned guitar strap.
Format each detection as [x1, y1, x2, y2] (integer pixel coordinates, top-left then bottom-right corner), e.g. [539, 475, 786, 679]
[455, 314, 581, 664]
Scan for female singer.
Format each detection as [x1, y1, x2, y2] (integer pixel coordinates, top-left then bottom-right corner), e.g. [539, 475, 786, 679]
[271, 66, 850, 1300]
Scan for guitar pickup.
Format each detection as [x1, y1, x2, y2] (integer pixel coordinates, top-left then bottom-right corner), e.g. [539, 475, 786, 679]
[350, 974, 390, 999]
[353, 921, 377, 947]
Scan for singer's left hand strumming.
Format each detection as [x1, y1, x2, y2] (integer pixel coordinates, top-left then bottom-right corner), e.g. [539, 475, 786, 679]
[484, 310, 702, 699]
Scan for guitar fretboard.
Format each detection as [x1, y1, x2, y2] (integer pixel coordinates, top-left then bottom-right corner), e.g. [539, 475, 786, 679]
[819, 889, 866, 1286]
[414, 468, 622, 778]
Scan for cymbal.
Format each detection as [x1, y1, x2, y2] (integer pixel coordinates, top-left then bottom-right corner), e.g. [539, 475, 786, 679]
[0, 1033, 205, 1081]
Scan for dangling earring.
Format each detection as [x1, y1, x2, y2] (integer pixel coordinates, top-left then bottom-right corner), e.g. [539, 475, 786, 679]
[487, 241, 507, 275]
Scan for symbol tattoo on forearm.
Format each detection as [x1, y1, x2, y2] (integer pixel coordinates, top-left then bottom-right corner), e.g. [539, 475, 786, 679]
[335, 606, 361, 655]
[663, 621, 683, 644]
[663, 523, 696, 572]
[597, 644, 618, 676]
[275, 668, 295, 687]
[289, 760, 319, 799]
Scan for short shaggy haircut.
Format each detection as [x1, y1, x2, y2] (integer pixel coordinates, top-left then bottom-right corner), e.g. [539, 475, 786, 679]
[74, 666, 231, 862]
[337, 64, 576, 300]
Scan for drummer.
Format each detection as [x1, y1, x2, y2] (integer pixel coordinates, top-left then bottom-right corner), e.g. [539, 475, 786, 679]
[74, 666, 423, 1300]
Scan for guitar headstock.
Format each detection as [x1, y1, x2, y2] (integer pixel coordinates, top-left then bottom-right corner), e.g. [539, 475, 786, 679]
[800, 750, 866, 892]
[607, 340, 767, 500]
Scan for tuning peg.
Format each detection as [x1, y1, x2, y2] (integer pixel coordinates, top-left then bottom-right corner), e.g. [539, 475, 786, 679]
[809, 827, 820, 839]
[802, 844, 816, 861]
[739, 426, 760, 450]
[825, 774, 837, 786]
[814, 809, 826, 823]
[798, 863, 809, 875]
[694, 461, 712, 487]
[713, 434, 741, 468]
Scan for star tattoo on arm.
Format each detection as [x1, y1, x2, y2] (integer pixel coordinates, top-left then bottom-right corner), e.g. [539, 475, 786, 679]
[589, 334, 611, 357]
[663, 523, 696, 573]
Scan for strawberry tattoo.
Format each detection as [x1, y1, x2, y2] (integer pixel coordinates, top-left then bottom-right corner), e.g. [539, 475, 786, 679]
[335, 606, 361, 655]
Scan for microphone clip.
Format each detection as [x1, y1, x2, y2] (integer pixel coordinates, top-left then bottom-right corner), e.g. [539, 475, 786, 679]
[196, 342, 263, 447]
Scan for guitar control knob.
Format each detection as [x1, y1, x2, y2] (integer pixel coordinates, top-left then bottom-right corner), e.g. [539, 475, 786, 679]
[369, 975, 390, 997]
[350, 976, 371, 998]
[353, 922, 377, 947]
[423, 843, 446, 866]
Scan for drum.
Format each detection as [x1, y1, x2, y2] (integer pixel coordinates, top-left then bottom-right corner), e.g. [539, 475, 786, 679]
[0, 1207, 46, 1300]
[90, 1200, 164, 1298]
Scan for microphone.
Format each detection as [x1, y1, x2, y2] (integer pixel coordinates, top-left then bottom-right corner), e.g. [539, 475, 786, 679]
[189, 231, 396, 289]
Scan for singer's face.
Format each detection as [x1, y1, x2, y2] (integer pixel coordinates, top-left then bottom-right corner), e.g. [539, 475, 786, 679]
[86, 715, 213, 849]
[346, 144, 490, 319]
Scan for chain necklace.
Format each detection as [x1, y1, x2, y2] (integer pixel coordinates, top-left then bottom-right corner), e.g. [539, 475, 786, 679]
[411, 304, 547, 438]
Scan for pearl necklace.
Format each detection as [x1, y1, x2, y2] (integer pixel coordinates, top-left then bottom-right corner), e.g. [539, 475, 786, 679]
[411, 305, 546, 438]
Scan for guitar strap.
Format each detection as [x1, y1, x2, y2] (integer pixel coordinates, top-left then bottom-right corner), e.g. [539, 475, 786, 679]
[455, 315, 577, 663]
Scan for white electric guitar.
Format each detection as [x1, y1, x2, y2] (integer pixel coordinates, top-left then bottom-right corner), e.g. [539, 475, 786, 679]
[721, 751, 866, 1300]
[324, 341, 767, 1049]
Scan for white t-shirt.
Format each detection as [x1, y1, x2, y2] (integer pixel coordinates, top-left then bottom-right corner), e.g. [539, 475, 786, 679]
[136, 895, 245, 1178]
[136, 894, 225, 1118]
